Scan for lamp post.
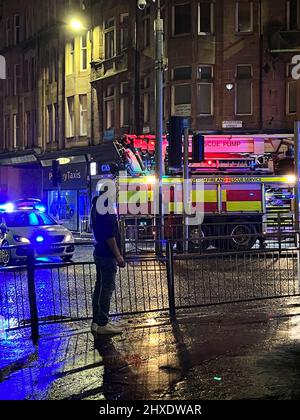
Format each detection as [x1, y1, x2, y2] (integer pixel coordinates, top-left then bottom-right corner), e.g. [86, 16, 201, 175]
[154, 0, 164, 249]
[137, 0, 165, 250]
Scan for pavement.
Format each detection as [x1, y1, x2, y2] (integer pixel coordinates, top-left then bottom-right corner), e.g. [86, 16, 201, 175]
[1, 296, 300, 400]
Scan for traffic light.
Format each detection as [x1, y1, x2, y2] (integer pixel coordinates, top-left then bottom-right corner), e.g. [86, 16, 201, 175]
[192, 133, 205, 163]
[168, 116, 184, 168]
[52, 160, 62, 187]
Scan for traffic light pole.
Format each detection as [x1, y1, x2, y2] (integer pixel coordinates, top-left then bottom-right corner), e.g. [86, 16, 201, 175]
[155, 0, 164, 253]
[183, 127, 189, 252]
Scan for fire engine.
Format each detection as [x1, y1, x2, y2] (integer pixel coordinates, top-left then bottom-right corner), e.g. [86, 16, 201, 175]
[95, 133, 296, 251]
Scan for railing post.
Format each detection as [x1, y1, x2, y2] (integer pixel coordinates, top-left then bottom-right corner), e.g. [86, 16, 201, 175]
[278, 213, 282, 252]
[166, 241, 176, 319]
[26, 247, 39, 344]
[119, 216, 126, 257]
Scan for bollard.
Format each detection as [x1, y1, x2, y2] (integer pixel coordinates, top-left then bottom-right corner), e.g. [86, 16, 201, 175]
[26, 247, 39, 344]
[166, 241, 176, 319]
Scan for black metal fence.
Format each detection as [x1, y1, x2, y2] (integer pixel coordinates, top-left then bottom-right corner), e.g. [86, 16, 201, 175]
[0, 235, 300, 343]
[120, 215, 298, 256]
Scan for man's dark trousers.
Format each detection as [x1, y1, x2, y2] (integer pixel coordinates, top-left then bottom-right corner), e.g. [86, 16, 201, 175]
[92, 254, 117, 326]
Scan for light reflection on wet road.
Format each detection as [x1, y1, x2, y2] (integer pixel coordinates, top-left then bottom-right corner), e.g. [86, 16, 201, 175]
[1, 298, 300, 400]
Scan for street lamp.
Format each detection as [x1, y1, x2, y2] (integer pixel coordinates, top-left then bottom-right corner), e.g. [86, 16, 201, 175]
[69, 18, 85, 32]
[137, 0, 165, 251]
[70, 19, 84, 31]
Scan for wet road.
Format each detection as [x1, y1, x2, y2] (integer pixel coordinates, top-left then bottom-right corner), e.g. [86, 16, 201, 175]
[1, 297, 300, 400]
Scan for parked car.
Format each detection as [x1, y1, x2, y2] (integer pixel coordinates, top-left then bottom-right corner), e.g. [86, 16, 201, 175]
[0, 205, 74, 266]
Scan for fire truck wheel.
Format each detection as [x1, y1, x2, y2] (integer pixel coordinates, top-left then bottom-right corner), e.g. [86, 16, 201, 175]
[188, 226, 210, 253]
[228, 223, 258, 251]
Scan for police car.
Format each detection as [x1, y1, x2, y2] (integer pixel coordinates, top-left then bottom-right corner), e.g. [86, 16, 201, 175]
[0, 199, 74, 266]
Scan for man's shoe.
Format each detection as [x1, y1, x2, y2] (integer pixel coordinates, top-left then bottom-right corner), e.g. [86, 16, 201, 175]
[93, 322, 123, 335]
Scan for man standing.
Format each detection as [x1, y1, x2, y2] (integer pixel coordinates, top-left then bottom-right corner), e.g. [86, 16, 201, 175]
[91, 193, 125, 335]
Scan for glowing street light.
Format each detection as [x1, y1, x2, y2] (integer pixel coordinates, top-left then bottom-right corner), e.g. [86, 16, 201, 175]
[70, 19, 84, 31]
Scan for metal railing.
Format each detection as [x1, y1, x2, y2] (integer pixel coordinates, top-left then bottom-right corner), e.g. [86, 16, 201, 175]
[120, 214, 299, 257]
[1, 230, 300, 343]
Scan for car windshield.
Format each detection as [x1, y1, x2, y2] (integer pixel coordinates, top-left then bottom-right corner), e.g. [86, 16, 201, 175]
[1, 211, 57, 227]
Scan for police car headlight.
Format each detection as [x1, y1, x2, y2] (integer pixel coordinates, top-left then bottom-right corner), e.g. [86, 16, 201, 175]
[14, 235, 30, 244]
[64, 234, 73, 243]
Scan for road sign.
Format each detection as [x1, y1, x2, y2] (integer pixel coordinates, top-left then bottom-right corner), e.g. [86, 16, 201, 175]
[222, 121, 243, 129]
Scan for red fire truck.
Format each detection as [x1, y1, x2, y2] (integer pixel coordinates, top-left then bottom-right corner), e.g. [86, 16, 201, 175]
[101, 133, 296, 251]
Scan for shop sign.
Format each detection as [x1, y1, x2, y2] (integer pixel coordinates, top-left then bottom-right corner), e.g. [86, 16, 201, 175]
[43, 162, 87, 190]
[174, 104, 191, 117]
[104, 129, 115, 142]
[222, 121, 243, 129]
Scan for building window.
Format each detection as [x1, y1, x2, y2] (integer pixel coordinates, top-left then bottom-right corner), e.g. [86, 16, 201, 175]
[172, 3, 191, 36]
[236, 2, 253, 33]
[287, 64, 297, 114]
[13, 114, 20, 149]
[287, 0, 300, 30]
[6, 19, 11, 47]
[25, 111, 31, 148]
[141, 77, 151, 125]
[47, 105, 53, 144]
[66, 39, 75, 75]
[104, 18, 116, 59]
[120, 13, 129, 51]
[53, 47, 58, 82]
[79, 94, 88, 135]
[80, 33, 88, 70]
[54, 103, 58, 143]
[66, 96, 75, 138]
[198, 2, 214, 34]
[235, 65, 252, 115]
[142, 8, 151, 48]
[5, 66, 12, 97]
[198, 65, 213, 115]
[104, 86, 115, 129]
[14, 15, 21, 44]
[143, 92, 150, 124]
[29, 57, 36, 90]
[172, 84, 192, 116]
[14, 64, 21, 96]
[120, 82, 129, 127]
[173, 66, 192, 81]
[4, 116, 10, 150]
[287, 81, 297, 114]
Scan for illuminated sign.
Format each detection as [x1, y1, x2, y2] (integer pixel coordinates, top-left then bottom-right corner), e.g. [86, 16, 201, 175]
[205, 138, 254, 153]
[57, 158, 71, 165]
[90, 162, 97, 176]
[222, 121, 243, 129]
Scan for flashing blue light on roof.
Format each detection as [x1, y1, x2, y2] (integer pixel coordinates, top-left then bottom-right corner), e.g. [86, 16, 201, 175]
[0, 202, 15, 213]
[36, 236, 45, 243]
[35, 204, 46, 212]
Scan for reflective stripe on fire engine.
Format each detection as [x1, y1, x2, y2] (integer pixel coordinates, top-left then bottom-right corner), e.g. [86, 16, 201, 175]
[225, 201, 262, 212]
[118, 176, 293, 184]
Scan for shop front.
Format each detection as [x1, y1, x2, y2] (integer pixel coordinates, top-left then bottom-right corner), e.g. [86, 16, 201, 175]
[42, 156, 89, 231]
